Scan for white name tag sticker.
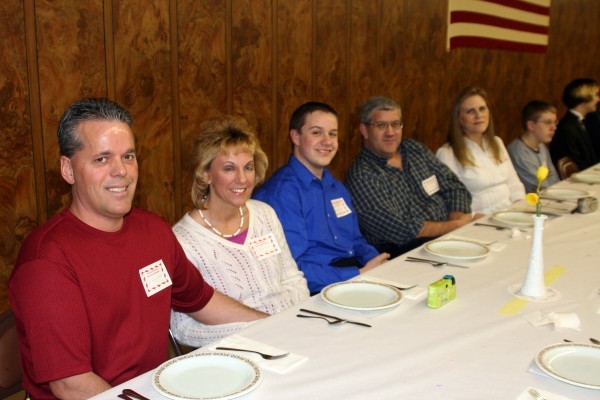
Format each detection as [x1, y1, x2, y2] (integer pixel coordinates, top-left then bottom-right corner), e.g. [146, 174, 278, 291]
[139, 259, 172, 297]
[249, 232, 282, 261]
[331, 197, 352, 218]
[422, 175, 440, 196]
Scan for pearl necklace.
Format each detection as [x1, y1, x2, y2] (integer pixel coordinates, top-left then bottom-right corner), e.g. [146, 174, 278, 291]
[198, 205, 244, 238]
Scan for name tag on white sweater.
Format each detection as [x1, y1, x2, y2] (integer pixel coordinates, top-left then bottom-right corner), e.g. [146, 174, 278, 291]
[249, 232, 282, 260]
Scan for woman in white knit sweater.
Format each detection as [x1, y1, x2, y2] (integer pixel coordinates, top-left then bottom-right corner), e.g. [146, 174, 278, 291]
[170, 116, 309, 347]
[436, 87, 525, 214]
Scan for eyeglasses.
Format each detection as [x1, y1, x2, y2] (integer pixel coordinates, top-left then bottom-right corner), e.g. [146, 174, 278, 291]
[535, 119, 558, 126]
[366, 120, 404, 131]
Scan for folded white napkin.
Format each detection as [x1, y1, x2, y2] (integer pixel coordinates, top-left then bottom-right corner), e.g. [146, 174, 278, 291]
[524, 311, 581, 331]
[208, 334, 308, 374]
[356, 276, 427, 301]
[444, 234, 506, 252]
[539, 199, 578, 214]
[515, 386, 573, 400]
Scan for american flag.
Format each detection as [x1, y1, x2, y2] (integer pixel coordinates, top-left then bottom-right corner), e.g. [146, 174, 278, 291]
[447, 0, 551, 53]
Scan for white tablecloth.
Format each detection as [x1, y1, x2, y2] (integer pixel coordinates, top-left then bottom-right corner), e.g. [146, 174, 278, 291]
[91, 176, 600, 400]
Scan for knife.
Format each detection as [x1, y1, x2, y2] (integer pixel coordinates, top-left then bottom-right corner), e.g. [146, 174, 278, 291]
[474, 222, 527, 232]
[298, 308, 372, 327]
[120, 389, 151, 400]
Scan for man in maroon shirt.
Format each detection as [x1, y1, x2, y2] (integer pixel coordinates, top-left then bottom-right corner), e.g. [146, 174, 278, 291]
[9, 98, 266, 399]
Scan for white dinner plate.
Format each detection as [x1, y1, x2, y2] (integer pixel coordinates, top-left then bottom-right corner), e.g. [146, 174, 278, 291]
[572, 172, 600, 184]
[321, 281, 402, 310]
[152, 353, 262, 400]
[491, 211, 535, 227]
[535, 343, 600, 389]
[424, 239, 489, 260]
[541, 187, 589, 201]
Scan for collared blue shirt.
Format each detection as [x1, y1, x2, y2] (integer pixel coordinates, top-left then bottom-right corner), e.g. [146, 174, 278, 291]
[254, 155, 379, 293]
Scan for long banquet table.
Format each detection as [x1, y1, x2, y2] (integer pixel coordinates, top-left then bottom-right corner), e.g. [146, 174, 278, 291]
[92, 173, 600, 400]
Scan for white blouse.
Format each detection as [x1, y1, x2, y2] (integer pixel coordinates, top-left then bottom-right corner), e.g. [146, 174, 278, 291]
[170, 199, 309, 347]
[436, 136, 525, 214]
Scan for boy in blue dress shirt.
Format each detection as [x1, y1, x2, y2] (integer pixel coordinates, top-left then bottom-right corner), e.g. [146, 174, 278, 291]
[254, 102, 389, 293]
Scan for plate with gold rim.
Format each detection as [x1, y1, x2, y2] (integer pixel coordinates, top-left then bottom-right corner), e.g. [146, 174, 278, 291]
[424, 239, 489, 260]
[541, 187, 589, 201]
[152, 352, 262, 400]
[535, 343, 600, 389]
[572, 173, 600, 184]
[491, 211, 536, 228]
[321, 281, 402, 310]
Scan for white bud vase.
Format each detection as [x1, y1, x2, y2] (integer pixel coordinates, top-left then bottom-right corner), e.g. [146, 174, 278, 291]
[519, 214, 548, 297]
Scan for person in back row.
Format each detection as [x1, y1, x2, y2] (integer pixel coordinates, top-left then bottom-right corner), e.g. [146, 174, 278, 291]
[345, 96, 475, 259]
[170, 116, 309, 347]
[550, 78, 599, 171]
[507, 100, 560, 193]
[436, 86, 525, 214]
[254, 102, 389, 294]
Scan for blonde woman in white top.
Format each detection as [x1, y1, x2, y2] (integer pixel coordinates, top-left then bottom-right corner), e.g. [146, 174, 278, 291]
[436, 87, 525, 214]
[170, 116, 309, 347]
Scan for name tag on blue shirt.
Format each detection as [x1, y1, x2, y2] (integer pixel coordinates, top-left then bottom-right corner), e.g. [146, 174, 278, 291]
[331, 198, 352, 218]
[422, 175, 440, 196]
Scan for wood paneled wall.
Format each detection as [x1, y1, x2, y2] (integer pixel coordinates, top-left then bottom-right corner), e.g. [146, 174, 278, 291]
[1, 0, 599, 312]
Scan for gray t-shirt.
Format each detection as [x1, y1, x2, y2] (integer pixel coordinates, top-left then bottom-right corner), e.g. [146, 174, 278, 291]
[507, 138, 560, 193]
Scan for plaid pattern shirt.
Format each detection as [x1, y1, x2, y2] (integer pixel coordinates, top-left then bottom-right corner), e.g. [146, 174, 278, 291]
[345, 139, 472, 246]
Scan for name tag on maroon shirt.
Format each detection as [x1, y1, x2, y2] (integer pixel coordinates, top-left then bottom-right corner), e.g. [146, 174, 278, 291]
[139, 259, 173, 297]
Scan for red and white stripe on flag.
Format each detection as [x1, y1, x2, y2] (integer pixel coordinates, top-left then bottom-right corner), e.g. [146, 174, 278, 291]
[447, 0, 551, 53]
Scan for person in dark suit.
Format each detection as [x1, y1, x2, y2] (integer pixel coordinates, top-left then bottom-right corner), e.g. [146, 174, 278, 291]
[585, 104, 600, 159]
[550, 78, 600, 171]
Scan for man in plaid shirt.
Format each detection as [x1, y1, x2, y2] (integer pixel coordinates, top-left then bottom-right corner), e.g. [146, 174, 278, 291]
[346, 96, 475, 258]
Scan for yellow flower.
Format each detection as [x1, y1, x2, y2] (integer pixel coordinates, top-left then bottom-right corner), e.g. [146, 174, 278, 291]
[536, 166, 549, 182]
[526, 193, 539, 206]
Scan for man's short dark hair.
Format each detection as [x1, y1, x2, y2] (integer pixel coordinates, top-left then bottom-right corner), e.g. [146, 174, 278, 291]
[562, 78, 599, 109]
[521, 100, 557, 131]
[57, 98, 133, 157]
[289, 102, 338, 132]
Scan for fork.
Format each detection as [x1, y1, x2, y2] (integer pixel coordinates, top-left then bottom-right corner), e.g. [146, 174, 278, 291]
[296, 314, 347, 325]
[215, 346, 290, 360]
[405, 257, 469, 269]
[297, 309, 372, 327]
[528, 387, 547, 400]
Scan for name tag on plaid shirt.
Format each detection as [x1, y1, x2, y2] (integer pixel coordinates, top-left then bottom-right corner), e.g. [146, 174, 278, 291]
[422, 175, 440, 196]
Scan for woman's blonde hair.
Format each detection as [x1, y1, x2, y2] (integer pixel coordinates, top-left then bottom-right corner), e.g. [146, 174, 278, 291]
[190, 115, 268, 208]
[448, 86, 502, 166]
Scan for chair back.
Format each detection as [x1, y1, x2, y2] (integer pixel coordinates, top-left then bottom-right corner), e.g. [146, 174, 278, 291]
[0, 309, 23, 398]
[557, 157, 579, 180]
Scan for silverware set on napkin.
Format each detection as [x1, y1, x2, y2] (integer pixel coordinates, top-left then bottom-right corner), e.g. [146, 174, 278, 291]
[296, 308, 372, 328]
[474, 222, 528, 232]
[215, 346, 290, 359]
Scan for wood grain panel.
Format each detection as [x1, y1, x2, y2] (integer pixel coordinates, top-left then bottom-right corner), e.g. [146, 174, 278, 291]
[273, 0, 313, 172]
[36, 0, 107, 218]
[422, 0, 451, 150]
[2, 0, 600, 313]
[113, 0, 175, 221]
[315, 0, 348, 180]
[231, 0, 273, 172]
[347, 0, 379, 171]
[0, 0, 34, 313]
[177, 0, 227, 212]
[378, 0, 406, 129]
